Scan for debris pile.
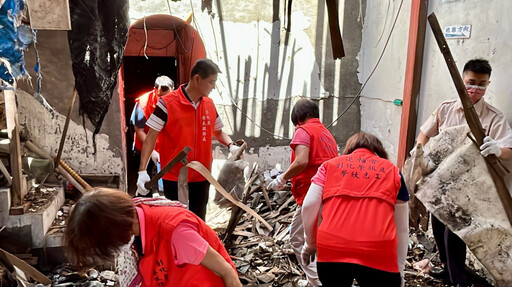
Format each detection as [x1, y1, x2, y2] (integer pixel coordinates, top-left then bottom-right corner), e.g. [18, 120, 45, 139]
[46, 198, 75, 237]
[215, 167, 310, 286]
[25, 185, 60, 213]
[49, 264, 118, 287]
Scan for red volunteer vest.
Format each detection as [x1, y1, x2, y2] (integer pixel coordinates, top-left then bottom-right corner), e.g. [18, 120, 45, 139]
[138, 204, 236, 287]
[134, 91, 162, 152]
[318, 148, 401, 272]
[291, 118, 338, 205]
[160, 85, 216, 181]
[323, 148, 399, 205]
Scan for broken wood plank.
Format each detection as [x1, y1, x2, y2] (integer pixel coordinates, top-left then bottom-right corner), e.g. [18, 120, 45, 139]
[0, 248, 51, 285]
[4, 89, 24, 207]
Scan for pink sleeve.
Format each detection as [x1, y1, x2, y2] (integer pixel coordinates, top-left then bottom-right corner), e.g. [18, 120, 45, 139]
[170, 221, 209, 266]
[311, 163, 327, 187]
[290, 128, 311, 149]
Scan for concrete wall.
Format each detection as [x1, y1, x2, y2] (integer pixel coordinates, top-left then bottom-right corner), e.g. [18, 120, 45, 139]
[358, 0, 412, 164]
[16, 30, 126, 190]
[129, 0, 364, 170]
[360, 0, 512, 168]
[17, 90, 124, 182]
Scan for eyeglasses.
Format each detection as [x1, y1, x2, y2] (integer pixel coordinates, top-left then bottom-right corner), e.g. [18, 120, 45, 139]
[464, 84, 487, 90]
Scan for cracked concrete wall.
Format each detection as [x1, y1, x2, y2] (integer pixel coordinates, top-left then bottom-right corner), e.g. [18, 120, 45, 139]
[129, 0, 364, 169]
[16, 89, 125, 188]
[16, 30, 126, 190]
[360, 0, 512, 175]
[358, 0, 412, 164]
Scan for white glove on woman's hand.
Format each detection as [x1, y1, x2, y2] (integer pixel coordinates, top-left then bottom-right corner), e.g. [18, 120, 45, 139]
[136, 171, 150, 196]
[151, 150, 160, 164]
[266, 174, 286, 190]
[480, 136, 501, 157]
[301, 242, 317, 266]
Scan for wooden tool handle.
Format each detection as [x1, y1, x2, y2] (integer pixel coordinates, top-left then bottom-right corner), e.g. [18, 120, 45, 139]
[145, 146, 191, 190]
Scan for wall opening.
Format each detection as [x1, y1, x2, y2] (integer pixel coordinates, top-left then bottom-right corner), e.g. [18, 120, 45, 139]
[122, 55, 178, 195]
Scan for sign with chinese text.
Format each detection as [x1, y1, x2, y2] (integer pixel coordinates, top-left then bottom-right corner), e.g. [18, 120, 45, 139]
[443, 25, 471, 39]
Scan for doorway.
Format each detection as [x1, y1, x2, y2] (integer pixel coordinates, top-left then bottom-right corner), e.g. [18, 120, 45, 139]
[122, 56, 177, 195]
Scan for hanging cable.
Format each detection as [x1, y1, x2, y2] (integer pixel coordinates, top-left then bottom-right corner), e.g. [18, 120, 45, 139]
[327, 0, 404, 128]
[143, 16, 148, 59]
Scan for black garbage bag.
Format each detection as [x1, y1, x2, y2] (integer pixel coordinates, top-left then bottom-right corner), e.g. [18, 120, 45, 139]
[68, 0, 129, 142]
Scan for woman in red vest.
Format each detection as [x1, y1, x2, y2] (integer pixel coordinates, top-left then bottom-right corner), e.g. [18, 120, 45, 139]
[65, 188, 242, 287]
[267, 99, 338, 286]
[301, 132, 409, 287]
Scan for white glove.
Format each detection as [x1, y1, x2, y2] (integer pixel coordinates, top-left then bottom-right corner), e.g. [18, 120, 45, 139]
[480, 136, 502, 157]
[266, 175, 286, 190]
[301, 242, 317, 266]
[136, 171, 150, 196]
[229, 143, 242, 156]
[151, 150, 160, 164]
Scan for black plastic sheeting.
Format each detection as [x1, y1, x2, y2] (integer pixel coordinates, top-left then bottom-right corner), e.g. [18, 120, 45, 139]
[67, 0, 129, 141]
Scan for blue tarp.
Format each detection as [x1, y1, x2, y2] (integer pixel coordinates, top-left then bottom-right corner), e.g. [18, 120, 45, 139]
[0, 0, 32, 87]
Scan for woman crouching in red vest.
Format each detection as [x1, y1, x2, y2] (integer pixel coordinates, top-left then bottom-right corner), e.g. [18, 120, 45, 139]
[267, 98, 338, 286]
[65, 188, 242, 287]
[301, 132, 409, 287]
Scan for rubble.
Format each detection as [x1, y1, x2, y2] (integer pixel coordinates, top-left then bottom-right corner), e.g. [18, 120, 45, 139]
[404, 125, 511, 286]
[218, 170, 306, 286]
[25, 185, 60, 213]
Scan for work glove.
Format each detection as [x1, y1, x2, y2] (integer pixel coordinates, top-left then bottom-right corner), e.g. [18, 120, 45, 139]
[136, 171, 150, 196]
[480, 136, 502, 157]
[151, 150, 160, 164]
[266, 174, 286, 191]
[301, 242, 317, 266]
[229, 143, 242, 156]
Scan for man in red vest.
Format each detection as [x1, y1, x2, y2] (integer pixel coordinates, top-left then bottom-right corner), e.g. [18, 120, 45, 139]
[136, 59, 241, 220]
[130, 76, 174, 196]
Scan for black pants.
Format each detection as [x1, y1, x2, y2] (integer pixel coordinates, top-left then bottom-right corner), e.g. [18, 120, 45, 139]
[317, 262, 401, 287]
[432, 215, 467, 284]
[163, 180, 210, 220]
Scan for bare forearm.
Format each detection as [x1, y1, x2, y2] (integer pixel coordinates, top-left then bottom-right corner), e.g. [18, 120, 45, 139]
[417, 132, 430, 146]
[282, 145, 309, 181]
[213, 130, 234, 147]
[282, 160, 307, 181]
[139, 128, 158, 171]
[134, 127, 147, 145]
[500, 147, 512, 161]
[200, 246, 241, 287]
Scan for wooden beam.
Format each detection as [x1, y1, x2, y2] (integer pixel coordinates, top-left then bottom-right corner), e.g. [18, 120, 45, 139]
[325, 0, 345, 59]
[3, 89, 24, 207]
[397, 0, 428, 168]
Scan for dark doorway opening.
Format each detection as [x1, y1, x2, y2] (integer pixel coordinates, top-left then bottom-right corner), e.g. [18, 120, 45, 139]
[122, 56, 177, 195]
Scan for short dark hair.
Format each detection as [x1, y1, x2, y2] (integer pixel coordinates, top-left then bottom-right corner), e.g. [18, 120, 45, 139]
[342, 132, 388, 159]
[65, 188, 135, 265]
[191, 59, 221, 79]
[291, 99, 319, 126]
[463, 59, 492, 76]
